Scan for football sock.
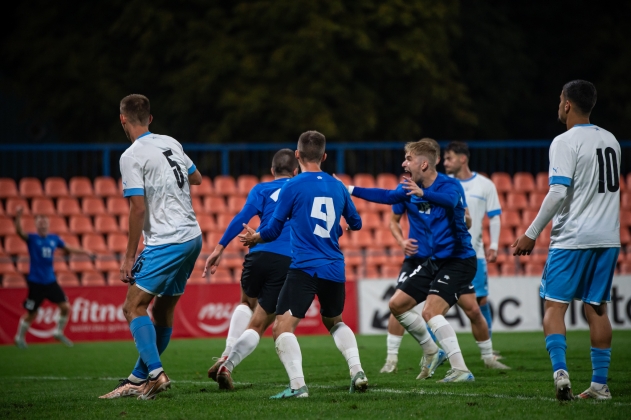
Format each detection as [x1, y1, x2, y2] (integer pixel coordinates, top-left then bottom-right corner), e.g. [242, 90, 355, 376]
[331, 323, 363, 377]
[428, 315, 468, 371]
[386, 333, 403, 361]
[222, 304, 253, 357]
[129, 316, 162, 377]
[545, 334, 567, 372]
[130, 325, 172, 380]
[16, 318, 31, 340]
[476, 339, 493, 359]
[479, 303, 492, 337]
[590, 347, 611, 386]
[427, 325, 438, 343]
[55, 314, 69, 335]
[396, 310, 439, 355]
[275, 332, 306, 389]
[224, 329, 260, 372]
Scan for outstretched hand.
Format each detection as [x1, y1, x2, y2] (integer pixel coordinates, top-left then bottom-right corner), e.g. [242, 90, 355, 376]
[512, 234, 535, 256]
[401, 177, 424, 197]
[203, 246, 224, 277]
[238, 223, 262, 247]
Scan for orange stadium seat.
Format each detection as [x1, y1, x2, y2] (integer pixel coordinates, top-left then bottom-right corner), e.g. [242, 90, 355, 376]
[82, 233, 107, 253]
[2, 272, 25, 287]
[621, 192, 631, 209]
[57, 198, 82, 217]
[500, 263, 517, 276]
[69, 216, 94, 234]
[359, 212, 382, 230]
[82, 271, 106, 286]
[524, 262, 545, 276]
[0, 178, 18, 199]
[374, 228, 399, 248]
[48, 216, 68, 234]
[351, 230, 374, 248]
[57, 272, 80, 287]
[498, 227, 516, 247]
[619, 175, 627, 192]
[213, 176, 237, 196]
[205, 232, 222, 247]
[44, 177, 69, 198]
[345, 266, 358, 282]
[94, 215, 119, 234]
[376, 173, 399, 190]
[190, 176, 213, 197]
[363, 265, 380, 279]
[260, 174, 274, 183]
[216, 213, 237, 231]
[106, 271, 123, 285]
[506, 193, 528, 211]
[535, 172, 549, 192]
[6, 198, 30, 216]
[366, 247, 388, 266]
[351, 197, 367, 212]
[500, 210, 521, 228]
[209, 268, 233, 284]
[204, 196, 227, 214]
[338, 230, 351, 248]
[19, 216, 36, 233]
[620, 211, 631, 227]
[227, 196, 247, 213]
[82, 197, 106, 216]
[367, 201, 391, 214]
[31, 198, 56, 216]
[107, 233, 128, 253]
[388, 247, 405, 265]
[106, 197, 129, 216]
[528, 192, 546, 208]
[237, 175, 258, 196]
[19, 178, 43, 198]
[491, 173, 512, 193]
[334, 174, 352, 186]
[0, 201, 4, 216]
[343, 247, 363, 268]
[118, 215, 129, 233]
[5, 235, 28, 255]
[381, 264, 401, 279]
[354, 173, 376, 188]
[191, 197, 204, 215]
[620, 228, 631, 246]
[487, 263, 499, 277]
[0, 256, 17, 274]
[196, 214, 217, 233]
[53, 258, 69, 273]
[69, 255, 94, 272]
[69, 177, 94, 197]
[220, 252, 244, 269]
[0, 217, 16, 236]
[59, 233, 80, 247]
[513, 172, 535, 193]
[94, 177, 120, 197]
[521, 209, 538, 227]
[620, 263, 631, 275]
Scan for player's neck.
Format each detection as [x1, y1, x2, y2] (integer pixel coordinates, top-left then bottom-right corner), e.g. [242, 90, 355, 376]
[298, 162, 322, 173]
[454, 166, 473, 180]
[565, 113, 590, 131]
[420, 170, 438, 188]
[128, 126, 151, 143]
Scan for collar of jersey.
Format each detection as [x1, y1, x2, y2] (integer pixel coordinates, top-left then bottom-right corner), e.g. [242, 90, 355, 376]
[459, 172, 477, 182]
[573, 124, 594, 127]
[137, 131, 152, 139]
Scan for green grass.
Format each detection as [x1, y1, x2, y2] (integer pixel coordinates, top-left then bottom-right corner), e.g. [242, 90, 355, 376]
[1, 331, 630, 419]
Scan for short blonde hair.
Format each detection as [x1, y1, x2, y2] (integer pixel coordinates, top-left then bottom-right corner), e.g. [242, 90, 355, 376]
[404, 139, 438, 167]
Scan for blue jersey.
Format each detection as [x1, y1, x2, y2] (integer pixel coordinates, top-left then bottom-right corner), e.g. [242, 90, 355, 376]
[259, 172, 362, 282]
[26, 234, 65, 284]
[354, 173, 475, 259]
[392, 201, 432, 259]
[219, 178, 292, 257]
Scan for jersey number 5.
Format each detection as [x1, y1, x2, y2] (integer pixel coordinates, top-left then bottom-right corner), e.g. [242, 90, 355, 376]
[163, 150, 185, 189]
[311, 197, 336, 238]
[596, 148, 619, 193]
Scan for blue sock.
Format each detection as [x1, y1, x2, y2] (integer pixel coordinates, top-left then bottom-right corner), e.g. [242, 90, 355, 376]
[129, 316, 162, 375]
[545, 334, 567, 372]
[427, 324, 437, 343]
[591, 347, 611, 385]
[130, 325, 173, 380]
[479, 303, 492, 337]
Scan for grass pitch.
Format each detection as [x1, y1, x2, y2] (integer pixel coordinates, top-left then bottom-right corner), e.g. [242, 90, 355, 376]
[1, 331, 630, 419]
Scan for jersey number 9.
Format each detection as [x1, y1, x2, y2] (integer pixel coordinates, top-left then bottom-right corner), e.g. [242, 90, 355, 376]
[311, 197, 336, 239]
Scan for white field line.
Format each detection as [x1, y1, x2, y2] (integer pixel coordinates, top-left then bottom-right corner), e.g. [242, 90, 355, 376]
[9, 376, 630, 406]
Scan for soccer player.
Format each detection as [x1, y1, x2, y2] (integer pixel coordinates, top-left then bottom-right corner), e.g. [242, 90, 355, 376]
[339, 139, 477, 382]
[239, 131, 367, 398]
[513, 80, 620, 401]
[13, 207, 93, 349]
[100, 94, 203, 400]
[204, 149, 299, 390]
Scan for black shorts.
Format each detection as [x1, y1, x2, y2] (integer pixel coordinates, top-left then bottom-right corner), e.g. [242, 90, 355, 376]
[23, 281, 67, 312]
[396, 258, 429, 286]
[399, 256, 477, 307]
[241, 251, 291, 314]
[276, 269, 345, 319]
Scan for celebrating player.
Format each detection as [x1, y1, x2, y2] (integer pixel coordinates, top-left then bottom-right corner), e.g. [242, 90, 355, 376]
[338, 139, 477, 382]
[204, 149, 299, 390]
[239, 131, 367, 398]
[100, 94, 203, 400]
[13, 208, 93, 349]
[513, 80, 620, 401]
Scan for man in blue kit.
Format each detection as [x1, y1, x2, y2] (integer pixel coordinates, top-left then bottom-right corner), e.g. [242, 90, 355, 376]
[203, 149, 299, 390]
[239, 131, 367, 398]
[13, 207, 93, 349]
[337, 139, 478, 382]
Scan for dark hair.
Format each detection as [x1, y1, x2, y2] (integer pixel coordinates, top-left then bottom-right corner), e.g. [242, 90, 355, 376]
[272, 148, 298, 175]
[297, 131, 326, 163]
[445, 141, 470, 160]
[562, 80, 597, 115]
[120, 94, 151, 125]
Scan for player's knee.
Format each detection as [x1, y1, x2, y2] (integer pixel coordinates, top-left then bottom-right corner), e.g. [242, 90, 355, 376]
[466, 306, 482, 322]
[477, 296, 487, 306]
[388, 297, 405, 316]
[122, 301, 135, 322]
[58, 303, 70, 317]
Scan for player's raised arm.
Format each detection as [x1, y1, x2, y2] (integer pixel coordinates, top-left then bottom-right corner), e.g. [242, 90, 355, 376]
[389, 209, 418, 257]
[333, 174, 408, 205]
[14, 206, 27, 241]
[63, 244, 95, 259]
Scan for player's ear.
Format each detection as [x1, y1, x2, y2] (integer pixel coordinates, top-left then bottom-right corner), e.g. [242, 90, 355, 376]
[294, 150, 300, 161]
[270, 167, 275, 176]
[293, 168, 298, 176]
[148, 114, 153, 125]
[321, 152, 327, 163]
[120, 114, 126, 124]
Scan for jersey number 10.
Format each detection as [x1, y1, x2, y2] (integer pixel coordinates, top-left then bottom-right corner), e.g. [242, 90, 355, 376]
[596, 148, 619, 193]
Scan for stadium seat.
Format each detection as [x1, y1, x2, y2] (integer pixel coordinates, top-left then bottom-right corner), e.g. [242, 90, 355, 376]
[360, 212, 382, 230]
[19, 216, 36, 233]
[0, 178, 18, 198]
[190, 176, 213, 197]
[524, 262, 544, 276]
[106, 271, 123, 285]
[57, 198, 82, 217]
[0, 201, 4, 216]
[227, 196, 247, 214]
[2, 272, 25, 287]
[521, 209, 538, 227]
[381, 264, 401, 279]
[216, 213, 238, 231]
[619, 175, 627, 192]
[206, 232, 222, 247]
[69, 255, 94, 272]
[622, 192, 631, 209]
[0, 217, 16, 236]
[237, 175, 258, 196]
[498, 227, 516, 247]
[367, 201, 391, 214]
[620, 210, 631, 227]
[354, 173, 376, 188]
[107, 233, 128, 253]
[53, 258, 69, 273]
[204, 196, 227, 214]
[196, 214, 217, 233]
[338, 231, 351, 248]
[0, 256, 17, 274]
[94, 176, 120, 197]
[69, 176, 94, 197]
[44, 177, 69, 198]
[388, 247, 405, 265]
[213, 176, 237, 196]
[47, 216, 68, 234]
[82, 271, 106, 286]
[351, 197, 367, 212]
[506, 193, 528, 211]
[19, 178, 44, 198]
[351, 230, 374, 248]
[535, 172, 549, 192]
[6, 198, 30, 216]
[106, 197, 130, 216]
[513, 172, 535, 193]
[620, 262, 631, 275]
[260, 174, 274, 183]
[82, 197, 106, 216]
[5, 235, 28, 255]
[57, 272, 80, 287]
[16, 255, 29, 274]
[491, 172, 512, 193]
[620, 228, 630, 246]
[334, 174, 352, 186]
[376, 173, 399, 190]
[374, 228, 399, 248]
[365, 247, 388, 266]
[500, 210, 521, 228]
[187, 271, 207, 285]
[82, 233, 107, 253]
[31, 198, 56, 216]
[486, 263, 499, 277]
[209, 267, 233, 284]
[500, 263, 517, 276]
[191, 197, 204, 215]
[343, 247, 363, 268]
[345, 266, 357, 282]
[94, 215, 119, 234]
[363, 265, 380, 278]
[221, 252, 244, 268]
[118, 215, 129, 233]
[58, 233, 80, 247]
[69, 215, 94, 234]
[528, 192, 547, 208]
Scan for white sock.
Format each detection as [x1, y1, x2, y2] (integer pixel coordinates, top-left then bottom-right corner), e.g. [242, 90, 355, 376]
[56, 314, 69, 335]
[331, 323, 363, 377]
[225, 329, 260, 372]
[275, 332, 306, 389]
[476, 339, 493, 359]
[428, 315, 468, 371]
[149, 367, 164, 379]
[386, 333, 403, 360]
[128, 373, 145, 383]
[16, 318, 31, 340]
[395, 310, 439, 355]
[222, 304, 253, 357]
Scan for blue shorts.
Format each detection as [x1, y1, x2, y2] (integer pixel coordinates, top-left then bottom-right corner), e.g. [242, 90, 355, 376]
[132, 235, 203, 297]
[471, 258, 488, 298]
[540, 248, 619, 305]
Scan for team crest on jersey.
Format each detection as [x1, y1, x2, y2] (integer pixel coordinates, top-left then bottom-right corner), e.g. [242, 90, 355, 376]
[415, 202, 431, 214]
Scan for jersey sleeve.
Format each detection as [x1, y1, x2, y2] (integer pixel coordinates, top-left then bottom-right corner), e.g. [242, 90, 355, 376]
[342, 188, 362, 230]
[119, 153, 144, 197]
[245, 185, 265, 213]
[548, 139, 576, 187]
[392, 202, 406, 215]
[55, 235, 66, 249]
[485, 182, 502, 217]
[260, 183, 293, 242]
[183, 152, 196, 175]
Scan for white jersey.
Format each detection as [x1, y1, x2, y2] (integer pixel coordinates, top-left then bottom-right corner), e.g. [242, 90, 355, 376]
[458, 173, 502, 259]
[119, 132, 201, 246]
[548, 124, 621, 249]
